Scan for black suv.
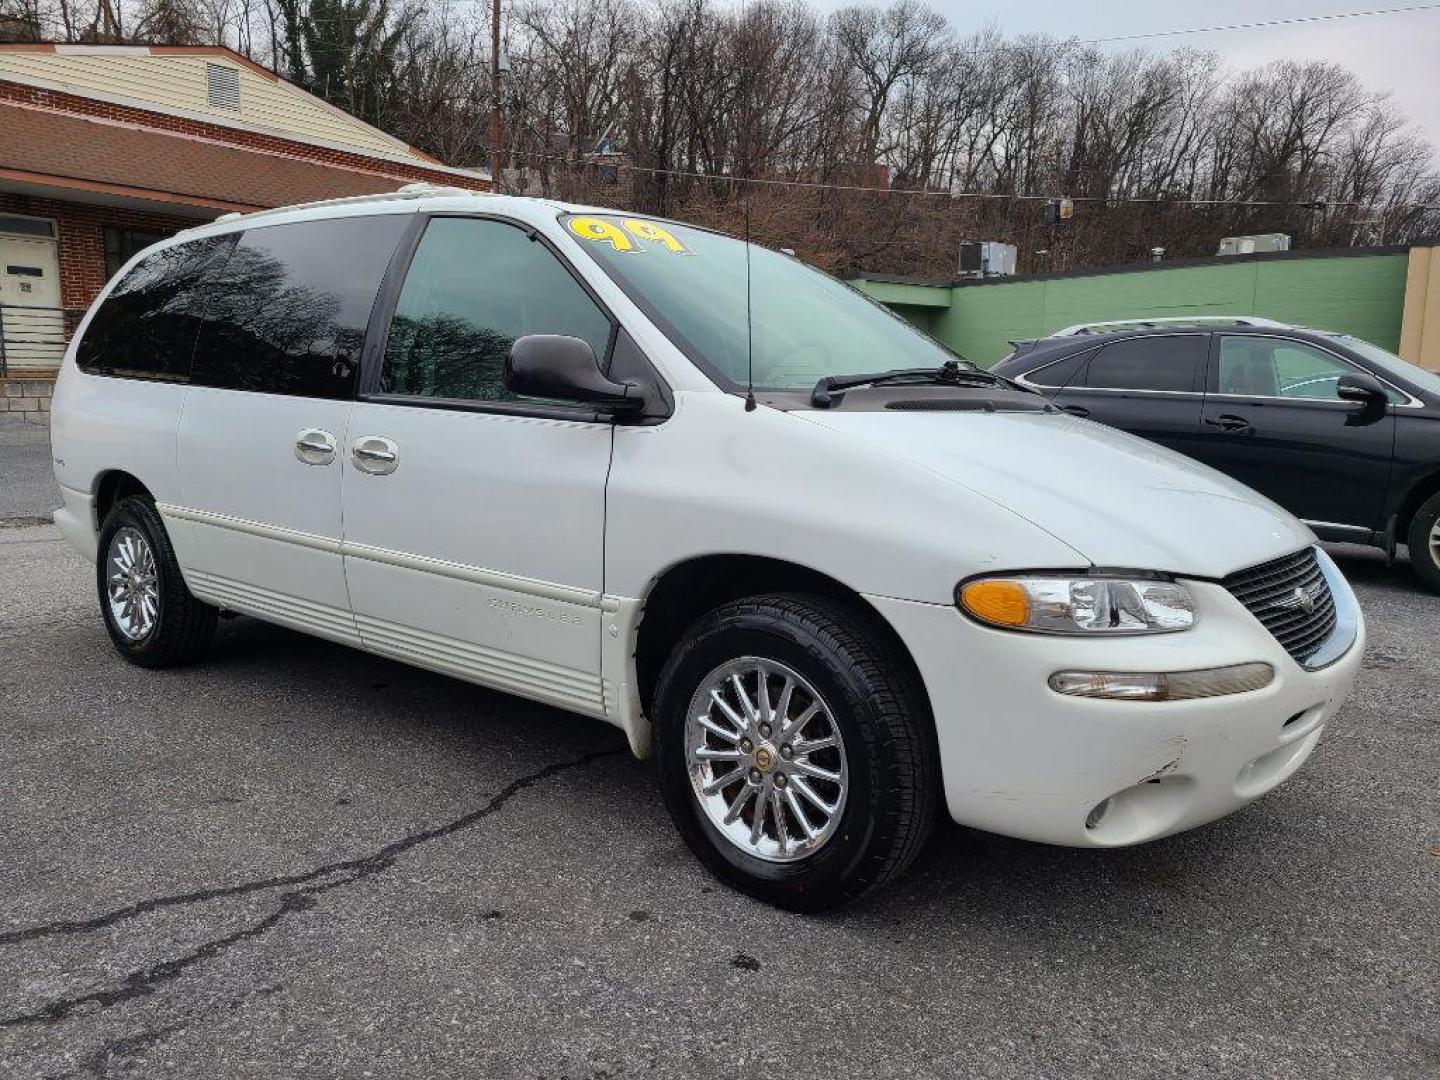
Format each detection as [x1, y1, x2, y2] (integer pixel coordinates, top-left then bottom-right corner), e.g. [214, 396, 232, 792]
[992, 317, 1440, 591]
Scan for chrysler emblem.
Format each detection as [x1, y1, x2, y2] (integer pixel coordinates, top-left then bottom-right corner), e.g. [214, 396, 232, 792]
[1275, 585, 1318, 614]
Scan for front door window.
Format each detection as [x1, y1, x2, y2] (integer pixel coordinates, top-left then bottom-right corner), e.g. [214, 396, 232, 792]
[380, 217, 612, 403]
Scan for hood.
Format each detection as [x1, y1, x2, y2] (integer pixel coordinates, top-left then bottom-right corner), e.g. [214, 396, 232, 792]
[794, 408, 1313, 579]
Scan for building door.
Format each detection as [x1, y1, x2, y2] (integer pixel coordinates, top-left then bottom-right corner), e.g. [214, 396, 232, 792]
[0, 217, 63, 374]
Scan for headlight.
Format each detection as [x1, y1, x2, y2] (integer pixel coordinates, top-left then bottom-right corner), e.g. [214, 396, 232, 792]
[957, 574, 1195, 634]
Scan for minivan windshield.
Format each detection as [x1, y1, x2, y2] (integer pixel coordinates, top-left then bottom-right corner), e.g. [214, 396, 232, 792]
[1326, 334, 1440, 398]
[562, 213, 966, 390]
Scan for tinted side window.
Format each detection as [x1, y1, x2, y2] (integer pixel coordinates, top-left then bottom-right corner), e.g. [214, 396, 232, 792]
[380, 217, 612, 402]
[1217, 336, 1405, 403]
[76, 236, 234, 381]
[191, 215, 408, 399]
[1086, 335, 1205, 392]
[1025, 348, 1094, 388]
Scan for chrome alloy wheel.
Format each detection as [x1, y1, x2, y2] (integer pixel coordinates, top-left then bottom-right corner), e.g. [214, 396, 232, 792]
[106, 526, 159, 641]
[1431, 518, 1440, 564]
[685, 657, 849, 863]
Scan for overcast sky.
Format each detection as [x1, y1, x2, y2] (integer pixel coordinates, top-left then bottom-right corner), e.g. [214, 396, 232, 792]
[808, 1, 1440, 147]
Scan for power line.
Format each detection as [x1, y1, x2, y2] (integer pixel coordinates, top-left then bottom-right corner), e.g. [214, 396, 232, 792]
[497, 144, 1440, 211]
[1076, 3, 1440, 48]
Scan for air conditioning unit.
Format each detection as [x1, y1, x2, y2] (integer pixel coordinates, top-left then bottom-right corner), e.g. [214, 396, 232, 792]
[958, 241, 1017, 278]
[1218, 233, 1291, 256]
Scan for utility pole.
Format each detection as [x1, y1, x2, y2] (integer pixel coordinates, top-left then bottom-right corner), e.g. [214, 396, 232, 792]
[490, 0, 503, 192]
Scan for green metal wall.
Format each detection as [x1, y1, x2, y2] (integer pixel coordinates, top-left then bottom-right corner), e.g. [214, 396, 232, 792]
[855, 253, 1411, 367]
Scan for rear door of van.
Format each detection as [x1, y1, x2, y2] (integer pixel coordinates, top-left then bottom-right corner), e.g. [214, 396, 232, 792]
[173, 214, 410, 645]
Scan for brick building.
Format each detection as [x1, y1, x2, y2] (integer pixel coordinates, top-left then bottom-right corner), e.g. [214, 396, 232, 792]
[0, 42, 488, 421]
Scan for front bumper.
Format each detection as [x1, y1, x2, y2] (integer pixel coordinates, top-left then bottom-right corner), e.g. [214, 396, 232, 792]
[868, 574, 1364, 847]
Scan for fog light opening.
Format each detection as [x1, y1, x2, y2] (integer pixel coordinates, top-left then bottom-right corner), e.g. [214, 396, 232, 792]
[1085, 798, 1112, 830]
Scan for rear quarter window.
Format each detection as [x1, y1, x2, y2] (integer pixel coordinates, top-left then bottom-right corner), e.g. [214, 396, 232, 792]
[1024, 348, 1094, 388]
[76, 235, 235, 381]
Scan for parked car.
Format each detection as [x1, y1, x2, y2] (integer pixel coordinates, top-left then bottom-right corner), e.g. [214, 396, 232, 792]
[993, 317, 1440, 592]
[52, 192, 1363, 910]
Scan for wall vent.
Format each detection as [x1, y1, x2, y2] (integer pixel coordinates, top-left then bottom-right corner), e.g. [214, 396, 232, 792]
[206, 64, 241, 111]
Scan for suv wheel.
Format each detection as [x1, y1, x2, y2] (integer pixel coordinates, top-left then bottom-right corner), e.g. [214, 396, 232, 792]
[97, 496, 217, 667]
[652, 593, 938, 911]
[1406, 491, 1440, 593]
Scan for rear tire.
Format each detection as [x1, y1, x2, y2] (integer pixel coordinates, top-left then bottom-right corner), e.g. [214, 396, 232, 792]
[652, 593, 938, 912]
[1406, 492, 1440, 594]
[97, 496, 217, 667]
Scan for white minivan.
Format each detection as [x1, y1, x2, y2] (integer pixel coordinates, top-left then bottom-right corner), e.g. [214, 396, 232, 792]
[52, 187, 1364, 910]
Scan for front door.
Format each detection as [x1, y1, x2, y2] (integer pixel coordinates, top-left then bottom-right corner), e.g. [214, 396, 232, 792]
[342, 215, 617, 717]
[0, 222, 63, 373]
[1194, 334, 1396, 531]
[174, 215, 410, 643]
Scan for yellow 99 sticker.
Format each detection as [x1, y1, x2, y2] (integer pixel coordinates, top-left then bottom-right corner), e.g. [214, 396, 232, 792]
[621, 219, 692, 254]
[567, 216, 693, 255]
[568, 216, 634, 251]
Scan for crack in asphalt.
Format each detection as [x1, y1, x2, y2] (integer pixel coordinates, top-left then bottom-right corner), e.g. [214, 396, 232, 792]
[0, 748, 623, 1029]
[71, 985, 284, 1080]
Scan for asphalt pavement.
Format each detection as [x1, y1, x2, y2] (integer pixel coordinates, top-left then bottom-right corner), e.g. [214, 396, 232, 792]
[0, 444, 1436, 1078]
[0, 422, 60, 526]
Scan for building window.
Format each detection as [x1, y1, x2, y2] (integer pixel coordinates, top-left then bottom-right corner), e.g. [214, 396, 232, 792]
[206, 63, 241, 110]
[0, 214, 56, 239]
[104, 227, 170, 280]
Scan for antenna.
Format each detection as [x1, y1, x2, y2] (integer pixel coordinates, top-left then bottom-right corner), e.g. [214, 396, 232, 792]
[743, 185, 756, 412]
[740, 0, 757, 413]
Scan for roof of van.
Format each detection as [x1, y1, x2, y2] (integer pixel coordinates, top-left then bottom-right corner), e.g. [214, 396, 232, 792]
[176, 184, 607, 239]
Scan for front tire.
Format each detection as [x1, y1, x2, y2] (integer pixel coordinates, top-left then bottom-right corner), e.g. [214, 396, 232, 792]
[97, 496, 217, 667]
[1406, 492, 1440, 593]
[652, 593, 938, 911]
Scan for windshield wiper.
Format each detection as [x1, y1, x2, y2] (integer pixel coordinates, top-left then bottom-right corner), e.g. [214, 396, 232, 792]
[811, 360, 1025, 408]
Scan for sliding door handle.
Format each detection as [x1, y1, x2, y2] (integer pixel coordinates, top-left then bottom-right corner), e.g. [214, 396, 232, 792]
[294, 428, 336, 465]
[352, 436, 399, 475]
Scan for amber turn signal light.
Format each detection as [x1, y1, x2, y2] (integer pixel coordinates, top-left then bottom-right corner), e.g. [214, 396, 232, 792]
[958, 579, 1031, 627]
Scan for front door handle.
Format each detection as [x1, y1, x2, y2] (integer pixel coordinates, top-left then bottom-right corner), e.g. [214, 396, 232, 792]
[1059, 404, 1090, 418]
[352, 435, 399, 475]
[1203, 414, 1253, 434]
[294, 428, 336, 465]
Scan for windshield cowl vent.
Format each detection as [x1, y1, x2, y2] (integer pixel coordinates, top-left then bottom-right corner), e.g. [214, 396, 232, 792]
[885, 397, 1052, 413]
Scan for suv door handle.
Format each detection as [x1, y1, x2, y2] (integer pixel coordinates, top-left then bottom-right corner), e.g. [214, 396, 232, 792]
[1203, 414, 1253, 434]
[294, 428, 336, 465]
[352, 435, 399, 475]
[1059, 404, 1090, 418]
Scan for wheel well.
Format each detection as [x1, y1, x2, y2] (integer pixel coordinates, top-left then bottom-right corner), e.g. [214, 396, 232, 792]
[93, 471, 152, 532]
[633, 554, 932, 722]
[1395, 470, 1440, 543]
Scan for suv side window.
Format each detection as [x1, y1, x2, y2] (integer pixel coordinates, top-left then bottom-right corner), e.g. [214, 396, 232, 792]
[76, 235, 235, 381]
[1025, 348, 1094, 388]
[380, 217, 612, 402]
[1217, 335, 1405, 403]
[190, 215, 409, 399]
[1085, 335, 1206, 392]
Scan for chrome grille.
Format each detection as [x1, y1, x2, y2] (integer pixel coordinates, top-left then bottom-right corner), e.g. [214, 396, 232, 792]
[1222, 548, 1337, 665]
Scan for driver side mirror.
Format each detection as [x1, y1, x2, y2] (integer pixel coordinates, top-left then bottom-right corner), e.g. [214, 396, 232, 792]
[1336, 371, 1387, 404]
[505, 334, 646, 415]
[1336, 371, 1389, 426]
